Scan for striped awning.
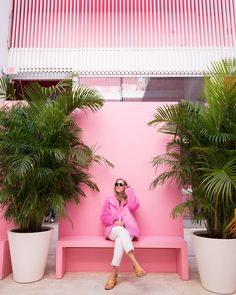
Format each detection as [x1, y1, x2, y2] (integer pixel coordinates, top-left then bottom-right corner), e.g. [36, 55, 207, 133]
[6, 0, 236, 77]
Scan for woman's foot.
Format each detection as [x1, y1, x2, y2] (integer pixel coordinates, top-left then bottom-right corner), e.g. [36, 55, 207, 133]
[104, 274, 117, 290]
[133, 265, 146, 277]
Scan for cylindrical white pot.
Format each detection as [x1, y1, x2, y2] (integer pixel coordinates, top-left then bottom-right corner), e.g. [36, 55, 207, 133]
[8, 227, 53, 283]
[192, 231, 236, 294]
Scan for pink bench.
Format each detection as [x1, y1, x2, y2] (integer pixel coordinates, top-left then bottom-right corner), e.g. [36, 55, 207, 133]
[56, 235, 188, 280]
[55, 102, 189, 280]
[0, 240, 11, 279]
[0, 216, 13, 279]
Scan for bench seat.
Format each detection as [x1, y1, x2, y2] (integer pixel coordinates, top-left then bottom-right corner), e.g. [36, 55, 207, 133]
[56, 235, 189, 280]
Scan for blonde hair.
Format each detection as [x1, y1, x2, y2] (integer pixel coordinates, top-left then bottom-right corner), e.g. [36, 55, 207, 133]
[114, 178, 128, 201]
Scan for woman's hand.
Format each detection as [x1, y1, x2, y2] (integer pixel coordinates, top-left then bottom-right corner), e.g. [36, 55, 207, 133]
[113, 220, 124, 226]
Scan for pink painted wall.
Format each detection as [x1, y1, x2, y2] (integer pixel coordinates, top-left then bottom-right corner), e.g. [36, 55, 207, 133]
[58, 102, 184, 238]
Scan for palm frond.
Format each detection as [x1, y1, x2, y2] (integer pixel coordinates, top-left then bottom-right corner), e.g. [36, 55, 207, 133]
[0, 76, 16, 100]
[54, 85, 104, 115]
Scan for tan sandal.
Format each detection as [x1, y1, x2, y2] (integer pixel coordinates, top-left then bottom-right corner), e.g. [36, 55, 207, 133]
[133, 266, 146, 277]
[104, 275, 117, 290]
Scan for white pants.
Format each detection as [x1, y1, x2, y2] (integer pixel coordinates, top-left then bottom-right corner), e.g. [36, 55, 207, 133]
[108, 226, 134, 267]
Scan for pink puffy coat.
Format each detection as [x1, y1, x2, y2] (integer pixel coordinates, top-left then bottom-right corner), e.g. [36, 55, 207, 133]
[101, 187, 140, 238]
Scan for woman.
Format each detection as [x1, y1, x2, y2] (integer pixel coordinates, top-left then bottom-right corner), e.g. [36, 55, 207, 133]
[101, 178, 146, 290]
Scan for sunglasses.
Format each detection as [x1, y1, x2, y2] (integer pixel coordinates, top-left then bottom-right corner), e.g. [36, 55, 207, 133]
[115, 182, 125, 187]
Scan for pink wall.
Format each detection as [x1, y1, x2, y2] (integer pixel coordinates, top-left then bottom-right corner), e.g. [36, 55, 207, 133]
[58, 102, 184, 238]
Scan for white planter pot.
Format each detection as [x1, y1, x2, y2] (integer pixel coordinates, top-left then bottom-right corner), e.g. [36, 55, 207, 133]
[192, 231, 236, 294]
[8, 227, 53, 283]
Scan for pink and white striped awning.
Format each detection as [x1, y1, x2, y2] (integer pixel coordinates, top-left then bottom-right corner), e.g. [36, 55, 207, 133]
[6, 0, 236, 77]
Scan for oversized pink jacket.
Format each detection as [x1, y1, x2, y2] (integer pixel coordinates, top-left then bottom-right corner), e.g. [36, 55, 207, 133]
[101, 187, 140, 238]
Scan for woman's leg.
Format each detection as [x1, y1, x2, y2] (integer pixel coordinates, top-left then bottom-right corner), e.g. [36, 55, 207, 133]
[109, 226, 146, 276]
[109, 226, 134, 266]
[111, 237, 125, 266]
[104, 265, 118, 290]
[105, 226, 133, 289]
[127, 250, 146, 277]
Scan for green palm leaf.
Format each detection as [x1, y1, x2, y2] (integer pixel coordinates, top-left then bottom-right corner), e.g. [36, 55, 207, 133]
[0, 76, 16, 100]
[54, 85, 104, 115]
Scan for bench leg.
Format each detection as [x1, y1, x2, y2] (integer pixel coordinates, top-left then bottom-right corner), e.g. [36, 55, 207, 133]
[56, 245, 66, 279]
[0, 240, 12, 279]
[176, 243, 189, 280]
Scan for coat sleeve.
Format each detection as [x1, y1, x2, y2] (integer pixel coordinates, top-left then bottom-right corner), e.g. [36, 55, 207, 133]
[125, 187, 139, 211]
[101, 198, 115, 226]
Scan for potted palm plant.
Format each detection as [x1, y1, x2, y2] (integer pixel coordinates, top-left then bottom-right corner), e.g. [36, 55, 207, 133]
[148, 59, 236, 294]
[0, 77, 112, 283]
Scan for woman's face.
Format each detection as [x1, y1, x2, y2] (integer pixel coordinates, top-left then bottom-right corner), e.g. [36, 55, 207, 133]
[114, 179, 126, 193]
